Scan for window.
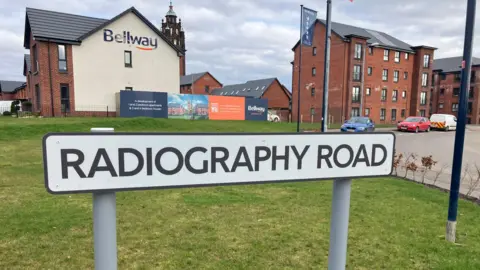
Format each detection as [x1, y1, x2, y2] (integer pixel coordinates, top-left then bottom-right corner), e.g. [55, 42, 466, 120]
[354, 44, 362, 59]
[311, 87, 315, 97]
[310, 107, 315, 116]
[313, 47, 317, 56]
[380, 108, 386, 120]
[124, 50, 132, 67]
[393, 70, 399, 82]
[368, 67, 372, 76]
[365, 108, 370, 116]
[352, 86, 360, 103]
[60, 84, 70, 113]
[58, 45, 67, 72]
[35, 84, 40, 110]
[312, 67, 316, 76]
[366, 87, 371, 96]
[440, 88, 445, 95]
[368, 47, 373, 55]
[392, 90, 398, 102]
[404, 72, 408, 80]
[423, 54, 430, 68]
[440, 73, 446, 80]
[468, 102, 473, 114]
[391, 109, 397, 121]
[353, 65, 361, 81]
[383, 49, 389, 61]
[205, 85, 210, 93]
[125, 87, 133, 90]
[382, 69, 388, 81]
[381, 88, 387, 101]
[32, 44, 39, 73]
[420, 92, 427, 105]
[420, 110, 426, 117]
[401, 109, 406, 118]
[394, 51, 400, 63]
[431, 74, 435, 86]
[405, 52, 409, 60]
[421, 73, 428, 86]
[469, 87, 474, 99]
[453, 88, 460, 96]
[351, 107, 360, 117]
[439, 103, 444, 109]
[402, 91, 407, 99]
[452, 103, 459, 112]
[454, 73, 461, 81]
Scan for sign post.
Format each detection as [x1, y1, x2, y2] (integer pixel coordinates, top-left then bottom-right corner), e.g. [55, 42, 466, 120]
[42, 132, 395, 269]
[91, 128, 117, 270]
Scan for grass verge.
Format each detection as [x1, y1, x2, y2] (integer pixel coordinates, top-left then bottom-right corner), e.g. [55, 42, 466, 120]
[0, 117, 477, 269]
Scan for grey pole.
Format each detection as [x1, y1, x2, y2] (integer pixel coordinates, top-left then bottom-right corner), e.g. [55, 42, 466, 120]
[296, 5, 304, 133]
[91, 127, 117, 270]
[328, 178, 352, 270]
[321, 0, 332, 132]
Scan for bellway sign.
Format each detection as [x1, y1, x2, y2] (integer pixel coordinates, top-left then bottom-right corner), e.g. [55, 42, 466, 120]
[43, 132, 395, 194]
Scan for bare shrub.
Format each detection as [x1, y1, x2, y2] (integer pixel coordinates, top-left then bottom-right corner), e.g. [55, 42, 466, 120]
[393, 151, 403, 176]
[432, 164, 449, 186]
[403, 153, 418, 180]
[466, 163, 480, 197]
[420, 155, 438, 184]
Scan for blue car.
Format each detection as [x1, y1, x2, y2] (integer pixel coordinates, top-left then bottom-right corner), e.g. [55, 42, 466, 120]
[340, 117, 375, 132]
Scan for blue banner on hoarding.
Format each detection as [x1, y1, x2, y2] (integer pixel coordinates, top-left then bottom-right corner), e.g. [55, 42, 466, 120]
[119, 90, 168, 118]
[245, 98, 268, 121]
[301, 7, 317, 47]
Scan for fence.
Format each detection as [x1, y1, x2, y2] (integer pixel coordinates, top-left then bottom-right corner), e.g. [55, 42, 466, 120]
[0, 104, 115, 118]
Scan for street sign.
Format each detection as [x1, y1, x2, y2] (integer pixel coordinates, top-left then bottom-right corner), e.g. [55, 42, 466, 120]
[42, 132, 395, 194]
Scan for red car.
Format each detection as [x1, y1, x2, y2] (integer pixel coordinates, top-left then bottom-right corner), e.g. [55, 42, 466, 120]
[397, 116, 431, 132]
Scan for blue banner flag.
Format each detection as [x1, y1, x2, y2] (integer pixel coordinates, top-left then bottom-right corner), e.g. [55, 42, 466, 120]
[301, 7, 317, 47]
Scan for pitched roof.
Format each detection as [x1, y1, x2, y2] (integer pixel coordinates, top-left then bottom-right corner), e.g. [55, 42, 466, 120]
[23, 7, 182, 54]
[0, 80, 25, 93]
[24, 54, 31, 75]
[433, 56, 480, 73]
[210, 78, 277, 98]
[293, 19, 418, 53]
[180, 72, 208, 86]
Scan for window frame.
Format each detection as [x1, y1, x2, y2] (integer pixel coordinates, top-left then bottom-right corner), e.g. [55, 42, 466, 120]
[312, 67, 316, 77]
[420, 91, 427, 105]
[383, 49, 389, 61]
[423, 54, 430, 68]
[421, 73, 428, 87]
[366, 87, 371, 96]
[391, 109, 397, 121]
[125, 87, 133, 91]
[392, 90, 398, 102]
[380, 108, 386, 120]
[354, 43, 362, 59]
[452, 103, 459, 112]
[124, 50, 132, 68]
[60, 83, 70, 113]
[367, 66, 372, 76]
[382, 69, 388, 81]
[352, 86, 360, 103]
[393, 70, 399, 82]
[394, 51, 400, 63]
[381, 88, 387, 101]
[58, 44, 67, 73]
[353, 65, 362, 81]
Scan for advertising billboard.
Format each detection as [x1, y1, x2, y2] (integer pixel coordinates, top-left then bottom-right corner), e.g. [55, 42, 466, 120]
[119, 90, 168, 118]
[168, 94, 209, 120]
[208, 96, 245, 120]
[245, 98, 268, 121]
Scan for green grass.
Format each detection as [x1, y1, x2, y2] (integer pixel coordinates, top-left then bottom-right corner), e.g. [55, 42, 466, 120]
[0, 117, 477, 269]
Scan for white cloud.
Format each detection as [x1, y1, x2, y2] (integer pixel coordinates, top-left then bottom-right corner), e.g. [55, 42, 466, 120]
[0, 0, 479, 89]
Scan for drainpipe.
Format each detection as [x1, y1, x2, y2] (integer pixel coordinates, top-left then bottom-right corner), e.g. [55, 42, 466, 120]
[359, 43, 366, 116]
[47, 40, 55, 117]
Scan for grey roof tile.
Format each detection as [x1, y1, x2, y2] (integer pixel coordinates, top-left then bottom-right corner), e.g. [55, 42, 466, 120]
[433, 56, 480, 73]
[317, 19, 414, 52]
[211, 78, 276, 98]
[0, 80, 26, 93]
[180, 72, 208, 86]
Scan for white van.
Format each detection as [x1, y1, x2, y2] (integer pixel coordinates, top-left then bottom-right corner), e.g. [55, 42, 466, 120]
[430, 114, 457, 131]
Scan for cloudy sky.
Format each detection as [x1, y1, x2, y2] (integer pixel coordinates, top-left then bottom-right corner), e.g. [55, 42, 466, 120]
[1, 0, 479, 89]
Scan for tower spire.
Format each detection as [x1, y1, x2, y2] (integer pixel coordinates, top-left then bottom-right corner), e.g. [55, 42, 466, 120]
[166, 0, 176, 17]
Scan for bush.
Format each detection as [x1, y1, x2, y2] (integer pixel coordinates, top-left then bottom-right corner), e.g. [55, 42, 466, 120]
[10, 100, 20, 114]
[3, 111, 12, 116]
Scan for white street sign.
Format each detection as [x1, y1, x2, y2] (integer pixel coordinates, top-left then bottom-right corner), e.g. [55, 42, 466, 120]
[42, 132, 395, 194]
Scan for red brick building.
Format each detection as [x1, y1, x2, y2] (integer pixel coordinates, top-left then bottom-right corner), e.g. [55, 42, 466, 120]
[180, 72, 223, 94]
[431, 56, 480, 124]
[211, 78, 292, 121]
[22, 5, 183, 117]
[161, 1, 186, 76]
[291, 19, 436, 124]
[0, 81, 27, 101]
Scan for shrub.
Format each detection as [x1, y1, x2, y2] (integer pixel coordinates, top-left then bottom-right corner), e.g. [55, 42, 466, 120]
[3, 111, 12, 116]
[10, 100, 20, 114]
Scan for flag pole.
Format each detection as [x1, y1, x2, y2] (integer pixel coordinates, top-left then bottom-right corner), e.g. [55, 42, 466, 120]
[321, 0, 332, 132]
[296, 5, 304, 133]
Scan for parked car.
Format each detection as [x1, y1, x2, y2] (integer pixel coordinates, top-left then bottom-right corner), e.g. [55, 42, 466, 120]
[430, 113, 457, 131]
[397, 116, 431, 132]
[340, 116, 375, 132]
[268, 111, 280, 122]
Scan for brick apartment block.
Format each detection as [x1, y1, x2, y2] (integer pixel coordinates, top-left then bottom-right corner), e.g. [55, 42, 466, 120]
[291, 19, 436, 124]
[431, 57, 480, 124]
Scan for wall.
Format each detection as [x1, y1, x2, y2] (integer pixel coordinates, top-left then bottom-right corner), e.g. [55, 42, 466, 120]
[410, 47, 435, 117]
[261, 79, 290, 110]
[72, 11, 180, 112]
[291, 21, 347, 124]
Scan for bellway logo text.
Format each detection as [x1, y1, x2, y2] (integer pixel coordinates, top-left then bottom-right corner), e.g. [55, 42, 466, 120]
[248, 105, 265, 113]
[103, 29, 158, 50]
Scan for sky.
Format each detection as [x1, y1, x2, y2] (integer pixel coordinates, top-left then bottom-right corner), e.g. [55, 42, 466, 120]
[1, 0, 479, 89]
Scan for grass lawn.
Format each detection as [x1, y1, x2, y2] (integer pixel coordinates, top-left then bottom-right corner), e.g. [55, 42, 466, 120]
[0, 117, 478, 269]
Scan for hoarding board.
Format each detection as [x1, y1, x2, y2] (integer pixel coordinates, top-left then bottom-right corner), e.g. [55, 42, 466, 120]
[245, 98, 268, 121]
[42, 132, 395, 194]
[167, 94, 209, 120]
[119, 90, 168, 118]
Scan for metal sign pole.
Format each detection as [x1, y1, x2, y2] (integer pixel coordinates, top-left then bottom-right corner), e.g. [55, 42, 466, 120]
[91, 127, 117, 270]
[328, 179, 352, 270]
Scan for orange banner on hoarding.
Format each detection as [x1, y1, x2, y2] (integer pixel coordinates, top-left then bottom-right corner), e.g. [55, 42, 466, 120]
[208, 96, 245, 120]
